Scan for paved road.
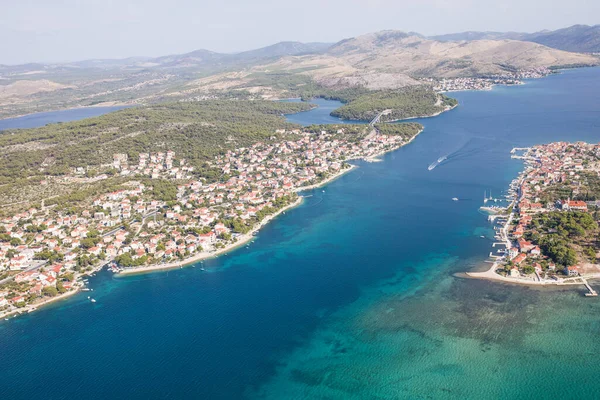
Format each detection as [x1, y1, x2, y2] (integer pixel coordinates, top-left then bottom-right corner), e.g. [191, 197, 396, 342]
[369, 109, 392, 126]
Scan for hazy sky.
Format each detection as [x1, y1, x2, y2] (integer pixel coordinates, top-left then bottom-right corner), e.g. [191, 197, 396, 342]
[1, 0, 599, 64]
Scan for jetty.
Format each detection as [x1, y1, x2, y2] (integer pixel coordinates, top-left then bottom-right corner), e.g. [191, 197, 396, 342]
[583, 279, 598, 296]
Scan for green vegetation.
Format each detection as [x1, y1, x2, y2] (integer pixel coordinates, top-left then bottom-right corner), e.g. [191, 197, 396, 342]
[115, 252, 148, 267]
[329, 87, 457, 122]
[240, 72, 370, 103]
[42, 286, 58, 297]
[374, 123, 423, 140]
[304, 124, 368, 135]
[148, 180, 179, 202]
[0, 100, 312, 181]
[527, 211, 599, 266]
[539, 171, 600, 203]
[0, 100, 313, 213]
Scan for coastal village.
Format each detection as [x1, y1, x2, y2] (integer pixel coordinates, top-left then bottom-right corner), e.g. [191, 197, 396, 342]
[476, 141, 600, 292]
[425, 67, 552, 92]
[0, 126, 413, 318]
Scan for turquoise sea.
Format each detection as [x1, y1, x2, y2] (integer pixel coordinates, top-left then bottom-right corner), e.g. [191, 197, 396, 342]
[1, 68, 600, 399]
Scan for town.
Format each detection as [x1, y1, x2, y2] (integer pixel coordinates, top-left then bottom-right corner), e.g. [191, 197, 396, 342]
[424, 67, 553, 92]
[0, 126, 415, 318]
[474, 141, 600, 292]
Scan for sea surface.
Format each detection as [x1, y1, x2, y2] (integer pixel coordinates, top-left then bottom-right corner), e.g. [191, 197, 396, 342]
[1, 68, 600, 399]
[0, 105, 129, 130]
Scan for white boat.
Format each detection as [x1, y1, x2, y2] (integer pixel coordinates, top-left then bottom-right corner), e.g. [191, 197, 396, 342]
[428, 156, 447, 171]
[90, 298, 96, 303]
[452, 197, 459, 201]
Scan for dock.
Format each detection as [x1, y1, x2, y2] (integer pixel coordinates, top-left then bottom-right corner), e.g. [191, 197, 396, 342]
[583, 279, 598, 296]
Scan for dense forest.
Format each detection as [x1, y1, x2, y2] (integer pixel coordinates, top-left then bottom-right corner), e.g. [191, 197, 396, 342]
[330, 87, 457, 122]
[373, 122, 423, 140]
[527, 211, 599, 266]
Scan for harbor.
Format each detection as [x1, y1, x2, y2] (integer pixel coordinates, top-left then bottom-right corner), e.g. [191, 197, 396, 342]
[470, 146, 600, 297]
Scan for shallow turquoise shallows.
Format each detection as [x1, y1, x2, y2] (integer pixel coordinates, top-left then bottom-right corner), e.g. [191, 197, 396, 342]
[1, 68, 600, 399]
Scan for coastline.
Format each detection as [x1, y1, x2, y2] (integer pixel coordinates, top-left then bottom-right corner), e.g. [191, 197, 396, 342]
[463, 144, 600, 293]
[0, 102, 133, 123]
[0, 286, 81, 320]
[465, 264, 600, 287]
[384, 104, 459, 123]
[293, 165, 356, 192]
[119, 128, 425, 277]
[1, 105, 427, 317]
[118, 196, 304, 276]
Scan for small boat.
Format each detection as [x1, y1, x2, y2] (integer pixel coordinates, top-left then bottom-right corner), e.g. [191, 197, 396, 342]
[87, 296, 91, 299]
[90, 298, 97, 303]
[452, 197, 459, 201]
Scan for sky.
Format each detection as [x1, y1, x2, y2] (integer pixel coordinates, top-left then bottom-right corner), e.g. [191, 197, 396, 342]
[1, 0, 599, 65]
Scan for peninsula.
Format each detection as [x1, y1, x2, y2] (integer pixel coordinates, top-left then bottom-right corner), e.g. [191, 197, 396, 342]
[0, 97, 428, 319]
[468, 142, 600, 295]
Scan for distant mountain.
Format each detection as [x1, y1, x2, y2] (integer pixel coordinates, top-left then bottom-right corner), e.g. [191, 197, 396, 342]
[430, 31, 525, 42]
[323, 30, 597, 78]
[151, 41, 331, 69]
[525, 24, 600, 53]
[51, 42, 333, 71]
[232, 41, 331, 61]
[430, 25, 600, 53]
[0, 27, 597, 120]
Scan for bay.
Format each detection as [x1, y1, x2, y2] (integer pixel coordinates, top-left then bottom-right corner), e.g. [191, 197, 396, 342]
[0, 106, 130, 131]
[1, 68, 600, 399]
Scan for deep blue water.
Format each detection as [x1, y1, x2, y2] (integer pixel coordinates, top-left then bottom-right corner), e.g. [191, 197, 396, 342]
[1, 68, 600, 399]
[0, 106, 129, 130]
[284, 98, 367, 126]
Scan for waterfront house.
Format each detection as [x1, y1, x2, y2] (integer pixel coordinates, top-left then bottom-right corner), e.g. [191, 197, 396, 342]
[565, 266, 580, 277]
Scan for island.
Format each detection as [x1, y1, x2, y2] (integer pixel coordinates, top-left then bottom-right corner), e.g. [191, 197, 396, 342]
[468, 141, 600, 296]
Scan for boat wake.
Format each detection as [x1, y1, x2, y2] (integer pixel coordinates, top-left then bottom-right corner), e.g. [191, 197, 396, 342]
[428, 137, 489, 171]
[428, 156, 447, 171]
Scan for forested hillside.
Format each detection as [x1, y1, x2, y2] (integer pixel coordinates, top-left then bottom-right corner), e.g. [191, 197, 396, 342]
[0, 100, 313, 213]
[330, 87, 457, 122]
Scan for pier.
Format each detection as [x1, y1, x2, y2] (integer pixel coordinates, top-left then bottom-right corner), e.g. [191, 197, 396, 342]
[583, 279, 598, 297]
